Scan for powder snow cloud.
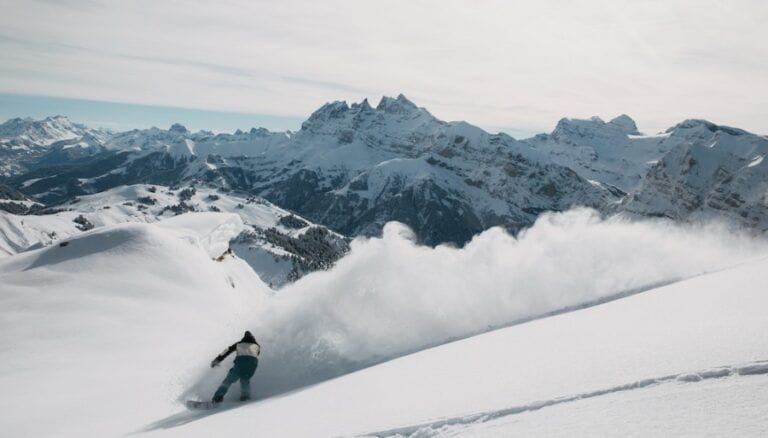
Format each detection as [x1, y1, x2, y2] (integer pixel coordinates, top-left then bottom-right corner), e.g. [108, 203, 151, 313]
[187, 208, 768, 398]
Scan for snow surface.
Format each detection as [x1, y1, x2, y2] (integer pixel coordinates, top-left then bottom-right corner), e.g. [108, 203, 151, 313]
[1, 209, 767, 437]
[142, 252, 768, 438]
[0, 217, 269, 437]
[398, 375, 768, 437]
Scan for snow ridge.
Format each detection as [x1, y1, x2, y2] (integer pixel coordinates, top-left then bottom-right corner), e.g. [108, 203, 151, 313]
[0, 184, 349, 286]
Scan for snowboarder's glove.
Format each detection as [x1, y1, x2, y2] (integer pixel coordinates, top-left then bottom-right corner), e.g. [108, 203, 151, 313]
[210, 359, 221, 368]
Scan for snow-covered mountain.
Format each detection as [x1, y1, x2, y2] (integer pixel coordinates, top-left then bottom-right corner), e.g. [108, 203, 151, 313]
[3, 96, 620, 245]
[105, 123, 291, 157]
[244, 95, 618, 245]
[0, 184, 348, 287]
[524, 114, 674, 192]
[0, 116, 107, 176]
[622, 120, 768, 231]
[3, 98, 768, 244]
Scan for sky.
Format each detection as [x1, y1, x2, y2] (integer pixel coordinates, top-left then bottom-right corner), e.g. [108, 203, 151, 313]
[0, 0, 766, 136]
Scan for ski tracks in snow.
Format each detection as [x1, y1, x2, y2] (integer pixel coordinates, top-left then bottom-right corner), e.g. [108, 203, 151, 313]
[360, 359, 768, 438]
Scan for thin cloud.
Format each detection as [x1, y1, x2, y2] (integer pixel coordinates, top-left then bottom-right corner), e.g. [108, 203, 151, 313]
[0, 0, 766, 135]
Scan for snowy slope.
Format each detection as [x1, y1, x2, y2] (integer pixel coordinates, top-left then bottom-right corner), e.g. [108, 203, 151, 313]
[143, 256, 768, 438]
[0, 210, 766, 437]
[0, 184, 348, 286]
[0, 217, 270, 437]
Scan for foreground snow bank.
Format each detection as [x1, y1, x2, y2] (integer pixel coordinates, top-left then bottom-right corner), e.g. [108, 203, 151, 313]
[147, 255, 768, 437]
[0, 217, 269, 437]
[212, 209, 766, 398]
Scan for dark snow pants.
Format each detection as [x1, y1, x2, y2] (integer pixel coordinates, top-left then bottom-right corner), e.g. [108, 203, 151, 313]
[214, 356, 258, 400]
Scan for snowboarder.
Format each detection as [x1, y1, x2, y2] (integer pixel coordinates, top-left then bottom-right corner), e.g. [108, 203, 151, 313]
[210, 331, 260, 403]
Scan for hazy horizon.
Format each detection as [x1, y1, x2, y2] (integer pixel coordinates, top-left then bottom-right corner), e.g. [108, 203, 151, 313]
[3, 92, 766, 139]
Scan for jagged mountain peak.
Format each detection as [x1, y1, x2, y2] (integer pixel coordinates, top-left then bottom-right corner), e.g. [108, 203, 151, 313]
[350, 98, 373, 112]
[553, 114, 640, 137]
[248, 127, 272, 136]
[376, 94, 419, 113]
[305, 94, 425, 126]
[169, 123, 189, 134]
[303, 100, 351, 127]
[44, 114, 73, 123]
[608, 114, 640, 135]
[300, 94, 434, 135]
[0, 115, 98, 145]
[548, 114, 646, 149]
[666, 119, 748, 137]
[1, 115, 79, 137]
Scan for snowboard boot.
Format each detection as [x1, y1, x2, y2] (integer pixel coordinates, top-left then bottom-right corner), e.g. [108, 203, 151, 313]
[239, 394, 251, 402]
[212, 395, 224, 403]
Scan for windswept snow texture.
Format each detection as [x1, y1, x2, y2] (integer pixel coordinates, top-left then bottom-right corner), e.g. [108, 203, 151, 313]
[186, 209, 766, 400]
[146, 251, 768, 438]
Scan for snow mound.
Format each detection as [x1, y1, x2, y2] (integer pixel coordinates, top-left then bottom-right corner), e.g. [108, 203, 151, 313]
[0, 184, 349, 287]
[0, 219, 269, 437]
[157, 212, 244, 258]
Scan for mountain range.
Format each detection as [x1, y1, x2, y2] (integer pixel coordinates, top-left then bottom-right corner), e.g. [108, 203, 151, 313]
[1, 95, 767, 248]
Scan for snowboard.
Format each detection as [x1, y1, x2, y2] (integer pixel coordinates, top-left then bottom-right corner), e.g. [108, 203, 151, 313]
[186, 399, 250, 410]
[186, 400, 225, 410]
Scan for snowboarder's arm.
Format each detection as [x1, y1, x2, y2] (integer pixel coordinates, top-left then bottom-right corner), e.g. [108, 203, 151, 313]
[211, 343, 236, 367]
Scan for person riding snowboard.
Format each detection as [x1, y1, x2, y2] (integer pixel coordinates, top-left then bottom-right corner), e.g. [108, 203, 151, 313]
[210, 331, 260, 403]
